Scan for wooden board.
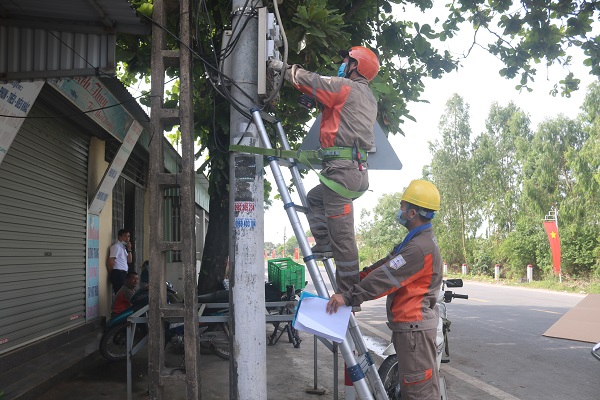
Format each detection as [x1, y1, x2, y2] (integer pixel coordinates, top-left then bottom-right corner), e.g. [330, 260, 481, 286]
[543, 294, 600, 343]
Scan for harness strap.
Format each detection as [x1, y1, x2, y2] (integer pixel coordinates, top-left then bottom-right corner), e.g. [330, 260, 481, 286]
[229, 145, 366, 199]
[229, 145, 322, 165]
[297, 152, 365, 199]
[320, 146, 367, 162]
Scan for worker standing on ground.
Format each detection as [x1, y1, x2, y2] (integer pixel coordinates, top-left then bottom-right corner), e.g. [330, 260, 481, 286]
[326, 180, 443, 400]
[267, 46, 379, 295]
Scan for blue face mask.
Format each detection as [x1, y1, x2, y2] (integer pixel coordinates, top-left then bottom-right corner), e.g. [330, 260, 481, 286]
[396, 208, 413, 228]
[337, 63, 347, 77]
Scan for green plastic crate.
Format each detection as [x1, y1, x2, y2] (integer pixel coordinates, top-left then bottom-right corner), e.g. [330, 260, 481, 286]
[268, 257, 306, 292]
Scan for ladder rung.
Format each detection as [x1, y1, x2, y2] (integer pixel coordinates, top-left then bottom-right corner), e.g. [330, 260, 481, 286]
[159, 372, 186, 386]
[258, 110, 278, 124]
[157, 172, 181, 188]
[160, 108, 179, 125]
[161, 305, 184, 319]
[276, 158, 295, 168]
[293, 205, 308, 214]
[162, 50, 180, 67]
[159, 241, 181, 252]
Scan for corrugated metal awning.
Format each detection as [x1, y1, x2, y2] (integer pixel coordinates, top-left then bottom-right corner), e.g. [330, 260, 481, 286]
[0, 0, 149, 35]
[0, 0, 150, 81]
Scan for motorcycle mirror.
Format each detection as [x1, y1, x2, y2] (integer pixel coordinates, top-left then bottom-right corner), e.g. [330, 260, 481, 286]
[445, 279, 463, 288]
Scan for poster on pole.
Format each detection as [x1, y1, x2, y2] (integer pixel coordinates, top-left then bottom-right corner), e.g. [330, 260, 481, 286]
[0, 81, 44, 166]
[543, 220, 561, 276]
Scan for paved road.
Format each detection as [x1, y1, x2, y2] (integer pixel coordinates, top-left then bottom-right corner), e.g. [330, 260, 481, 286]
[353, 280, 597, 400]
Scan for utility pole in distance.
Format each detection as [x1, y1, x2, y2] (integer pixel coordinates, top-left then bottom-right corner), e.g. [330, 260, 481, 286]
[228, 1, 266, 399]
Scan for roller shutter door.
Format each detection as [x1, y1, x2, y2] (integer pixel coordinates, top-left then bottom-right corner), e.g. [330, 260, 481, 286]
[0, 102, 89, 355]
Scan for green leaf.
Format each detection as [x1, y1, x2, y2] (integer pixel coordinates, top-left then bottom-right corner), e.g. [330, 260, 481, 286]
[413, 35, 427, 55]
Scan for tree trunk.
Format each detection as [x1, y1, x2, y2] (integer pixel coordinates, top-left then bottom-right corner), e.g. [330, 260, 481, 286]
[197, 156, 230, 295]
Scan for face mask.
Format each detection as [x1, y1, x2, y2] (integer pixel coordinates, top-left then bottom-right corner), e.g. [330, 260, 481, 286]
[397, 207, 417, 228]
[396, 209, 408, 227]
[337, 63, 347, 77]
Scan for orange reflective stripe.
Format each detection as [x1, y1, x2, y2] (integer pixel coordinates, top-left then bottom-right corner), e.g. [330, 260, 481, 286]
[390, 253, 434, 322]
[403, 368, 433, 385]
[329, 203, 352, 219]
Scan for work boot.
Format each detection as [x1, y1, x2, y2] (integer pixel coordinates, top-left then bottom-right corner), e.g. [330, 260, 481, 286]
[311, 244, 333, 259]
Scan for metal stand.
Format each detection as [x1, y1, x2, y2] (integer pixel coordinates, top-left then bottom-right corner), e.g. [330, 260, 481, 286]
[250, 109, 387, 400]
[269, 285, 301, 347]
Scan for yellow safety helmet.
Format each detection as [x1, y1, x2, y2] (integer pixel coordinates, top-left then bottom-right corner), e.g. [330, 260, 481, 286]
[401, 180, 440, 211]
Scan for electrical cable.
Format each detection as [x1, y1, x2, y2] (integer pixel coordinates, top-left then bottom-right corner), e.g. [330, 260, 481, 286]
[0, 76, 179, 120]
[138, 10, 257, 117]
[261, 0, 289, 105]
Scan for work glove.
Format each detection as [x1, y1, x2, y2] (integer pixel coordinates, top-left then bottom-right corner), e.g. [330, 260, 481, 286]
[267, 59, 285, 72]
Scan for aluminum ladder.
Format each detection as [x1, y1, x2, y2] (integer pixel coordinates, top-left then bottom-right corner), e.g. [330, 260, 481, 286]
[250, 108, 388, 400]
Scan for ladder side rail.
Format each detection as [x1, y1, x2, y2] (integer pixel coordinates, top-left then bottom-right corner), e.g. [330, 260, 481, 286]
[275, 113, 388, 400]
[348, 313, 388, 399]
[274, 121, 308, 207]
[252, 111, 328, 297]
[251, 109, 376, 400]
[324, 253, 387, 398]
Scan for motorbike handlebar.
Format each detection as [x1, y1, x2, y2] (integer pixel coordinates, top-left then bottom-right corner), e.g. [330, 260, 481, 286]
[453, 293, 469, 300]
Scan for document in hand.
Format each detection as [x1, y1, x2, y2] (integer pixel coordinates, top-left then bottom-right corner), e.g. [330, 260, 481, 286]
[292, 292, 352, 343]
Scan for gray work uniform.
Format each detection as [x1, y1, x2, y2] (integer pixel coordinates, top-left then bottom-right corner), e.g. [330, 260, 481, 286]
[284, 66, 377, 293]
[342, 227, 443, 399]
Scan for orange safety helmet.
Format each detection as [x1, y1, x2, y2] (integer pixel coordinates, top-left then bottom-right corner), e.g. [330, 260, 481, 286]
[340, 46, 380, 81]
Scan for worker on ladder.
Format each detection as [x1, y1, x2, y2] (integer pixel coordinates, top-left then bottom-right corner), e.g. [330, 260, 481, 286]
[267, 46, 380, 297]
[326, 180, 443, 400]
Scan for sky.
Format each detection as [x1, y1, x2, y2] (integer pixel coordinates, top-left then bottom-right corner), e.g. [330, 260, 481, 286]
[263, 8, 599, 245]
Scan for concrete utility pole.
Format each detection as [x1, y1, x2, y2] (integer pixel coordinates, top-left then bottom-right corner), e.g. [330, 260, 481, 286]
[228, 1, 266, 399]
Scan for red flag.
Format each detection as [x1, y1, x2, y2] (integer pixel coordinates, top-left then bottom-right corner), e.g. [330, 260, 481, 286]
[543, 220, 561, 276]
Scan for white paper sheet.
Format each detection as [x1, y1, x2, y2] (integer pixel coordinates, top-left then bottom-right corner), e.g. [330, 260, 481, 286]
[293, 295, 351, 343]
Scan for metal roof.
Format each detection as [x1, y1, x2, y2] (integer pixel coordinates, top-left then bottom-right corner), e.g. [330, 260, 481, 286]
[0, 0, 150, 35]
[0, 0, 149, 81]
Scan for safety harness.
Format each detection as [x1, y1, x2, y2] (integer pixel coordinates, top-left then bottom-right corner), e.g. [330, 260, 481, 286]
[229, 144, 368, 199]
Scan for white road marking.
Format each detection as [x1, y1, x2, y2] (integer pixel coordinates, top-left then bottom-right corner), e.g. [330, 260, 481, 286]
[356, 319, 521, 400]
[529, 308, 561, 314]
[356, 319, 391, 342]
[442, 365, 521, 400]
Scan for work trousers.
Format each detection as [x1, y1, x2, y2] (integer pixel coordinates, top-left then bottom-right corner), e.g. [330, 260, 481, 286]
[306, 163, 368, 293]
[392, 328, 440, 400]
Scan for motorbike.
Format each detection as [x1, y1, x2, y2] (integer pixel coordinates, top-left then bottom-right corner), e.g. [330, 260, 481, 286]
[99, 283, 230, 361]
[377, 278, 468, 400]
[592, 341, 600, 362]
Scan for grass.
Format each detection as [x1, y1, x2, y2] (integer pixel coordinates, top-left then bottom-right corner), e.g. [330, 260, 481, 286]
[444, 272, 600, 294]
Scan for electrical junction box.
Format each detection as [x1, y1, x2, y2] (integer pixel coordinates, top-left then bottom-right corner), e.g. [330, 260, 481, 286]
[258, 8, 282, 99]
